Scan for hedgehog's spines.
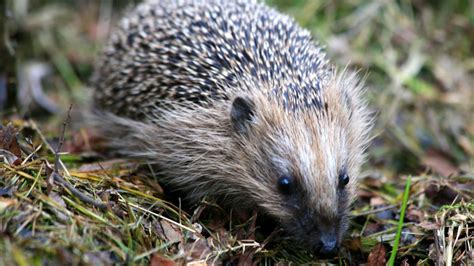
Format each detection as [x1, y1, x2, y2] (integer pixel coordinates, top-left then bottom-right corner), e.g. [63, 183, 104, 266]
[90, 0, 372, 255]
[92, 0, 332, 119]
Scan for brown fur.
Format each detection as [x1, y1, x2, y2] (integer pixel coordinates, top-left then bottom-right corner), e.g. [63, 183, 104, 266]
[89, 0, 373, 255]
[89, 71, 371, 253]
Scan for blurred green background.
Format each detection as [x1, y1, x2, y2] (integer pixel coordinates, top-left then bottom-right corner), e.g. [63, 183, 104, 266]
[0, 0, 472, 264]
[2, 0, 472, 175]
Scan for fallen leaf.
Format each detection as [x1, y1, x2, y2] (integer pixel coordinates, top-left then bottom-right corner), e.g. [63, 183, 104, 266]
[183, 239, 212, 261]
[0, 124, 21, 157]
[150, 254, 175, 266]
[367, 242, 386, 266]
[345, 237, 362, 251]
[422, 149, 458, 176]
[0, 124, 22, 165]
[154, 220, 184, 244]
[364, 223, 384, 236]
[363, 176, 384, 188]
[63, 128, 93, 154]
[370, 196, 385, 206]
[358, 189, 376, 199]
[405, 207, 424, 223]
[425, 184, 459, 205]
[0, 197, 17, 213]
[418, 221, 439, 230]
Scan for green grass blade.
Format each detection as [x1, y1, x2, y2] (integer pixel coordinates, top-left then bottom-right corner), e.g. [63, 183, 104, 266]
[388, 175, 412, 265]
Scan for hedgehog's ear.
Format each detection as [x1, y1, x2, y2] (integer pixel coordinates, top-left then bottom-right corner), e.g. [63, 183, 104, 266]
[231, 96, 256, 134]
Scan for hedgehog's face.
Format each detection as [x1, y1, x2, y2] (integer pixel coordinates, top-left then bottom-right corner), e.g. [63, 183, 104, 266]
[268, 118, 357, 257]
[229, 74, 370, 256]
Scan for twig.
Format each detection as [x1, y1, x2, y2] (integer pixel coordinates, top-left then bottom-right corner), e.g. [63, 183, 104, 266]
[54, 105, 71, 174]
[53, 172, 108, 210]
[46, 105, 108, 211]
[28, 119, 70, 177]
[47, 105, 72, 194]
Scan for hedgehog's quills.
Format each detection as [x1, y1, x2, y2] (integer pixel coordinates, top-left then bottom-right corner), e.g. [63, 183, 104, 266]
[90, 0, 372, 256]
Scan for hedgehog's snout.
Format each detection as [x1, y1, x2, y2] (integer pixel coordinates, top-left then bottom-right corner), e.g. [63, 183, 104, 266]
[291, 212, 342, 257]
[315, 230, 339, 256]
[301, 224, 340, 257]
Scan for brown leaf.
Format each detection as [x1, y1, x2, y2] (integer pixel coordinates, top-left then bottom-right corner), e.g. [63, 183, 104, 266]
[370, 196, 385, 206]
[63, 128, 96, 154]
[149, 254, 175, 266]
[422, 149, 458, 176]
[367, 242, 386, 266]
[0, 197, 17, 213]
[0, 123, 22, 164]
[363, 176, 384, 188]
[154, 220, 184, 244]
[345, 237, 362, 251]
[405, 206, 424, 223]
[364, 223, 384, 236]
[418, 221, 439, 230]
[425, 184, 460, 205]
[358, 189, 376, 199]
[183, 239, 212, 261]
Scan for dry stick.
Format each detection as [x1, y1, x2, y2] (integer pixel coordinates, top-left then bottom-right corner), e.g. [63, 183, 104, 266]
[48, 105, 108, 210]
[46, 105, 72, 194]
[53, 172, 108, 210]
[54, 105, 71, 179]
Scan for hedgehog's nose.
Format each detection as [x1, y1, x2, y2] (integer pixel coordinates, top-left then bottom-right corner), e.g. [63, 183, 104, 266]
[318, 232, 338, 256]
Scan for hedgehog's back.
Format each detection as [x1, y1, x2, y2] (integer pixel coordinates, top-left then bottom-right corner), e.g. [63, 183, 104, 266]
[92, 0, 331, 118]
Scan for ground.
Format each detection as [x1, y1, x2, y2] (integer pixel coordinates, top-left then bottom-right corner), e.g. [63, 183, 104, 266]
[0, 0, 473, 265]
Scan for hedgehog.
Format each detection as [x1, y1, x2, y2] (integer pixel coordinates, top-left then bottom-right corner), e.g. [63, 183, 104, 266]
[90, 0, 372, 256]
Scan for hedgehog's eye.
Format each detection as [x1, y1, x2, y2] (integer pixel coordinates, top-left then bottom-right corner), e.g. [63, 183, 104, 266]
[278, 175, 295, 195]
[339, 172, 350, 188]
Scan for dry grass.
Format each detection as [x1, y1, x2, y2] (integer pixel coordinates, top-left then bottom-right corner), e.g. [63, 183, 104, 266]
[1, 0, 473, 264]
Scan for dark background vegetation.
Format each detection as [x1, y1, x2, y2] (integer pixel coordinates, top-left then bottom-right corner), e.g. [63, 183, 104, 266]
[0, 0, 472, 264]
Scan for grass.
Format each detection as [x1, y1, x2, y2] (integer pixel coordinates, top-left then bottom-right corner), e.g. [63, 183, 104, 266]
[388, 175, 411, 265]
[1, 0, 473, 264]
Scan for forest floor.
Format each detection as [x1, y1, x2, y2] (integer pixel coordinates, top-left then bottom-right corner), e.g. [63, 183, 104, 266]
[0, 0, 473, 265]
